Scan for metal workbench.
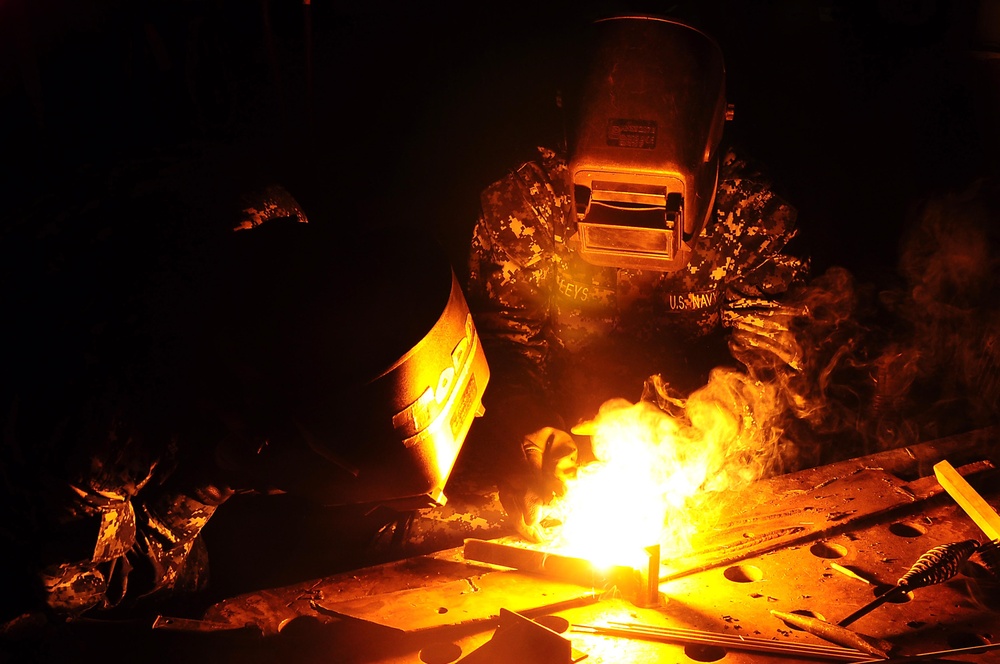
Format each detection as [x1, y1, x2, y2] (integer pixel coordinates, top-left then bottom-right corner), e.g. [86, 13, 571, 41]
[183, 427, 1000, 663]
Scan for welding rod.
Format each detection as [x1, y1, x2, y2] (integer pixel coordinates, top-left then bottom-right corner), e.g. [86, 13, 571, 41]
[572, 622, 876, 661]
[836, 539, 981, 627]
[829, 562, 872, 585]
[857, 640, 1000, 662]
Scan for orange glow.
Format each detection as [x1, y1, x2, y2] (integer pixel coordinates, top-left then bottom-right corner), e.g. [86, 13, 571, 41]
[539, 368, 789, 570]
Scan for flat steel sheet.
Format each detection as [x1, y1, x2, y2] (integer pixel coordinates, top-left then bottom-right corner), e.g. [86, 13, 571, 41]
[312, 570, 597, 633]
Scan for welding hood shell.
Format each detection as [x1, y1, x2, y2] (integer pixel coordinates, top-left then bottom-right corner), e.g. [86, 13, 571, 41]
[198, 222, 489, 512]
[329, 267, 491, 510]
[569, 16, 727, 272]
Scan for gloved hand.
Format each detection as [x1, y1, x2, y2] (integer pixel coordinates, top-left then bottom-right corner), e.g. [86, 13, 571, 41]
[498, 427, 579, 543]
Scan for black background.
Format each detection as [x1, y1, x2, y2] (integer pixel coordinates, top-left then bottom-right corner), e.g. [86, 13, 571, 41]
[2, 0, 999, 624]
[2, 0, 997, 285]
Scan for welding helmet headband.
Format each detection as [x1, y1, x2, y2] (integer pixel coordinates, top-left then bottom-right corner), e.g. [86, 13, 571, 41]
[568, 16, 727, 272]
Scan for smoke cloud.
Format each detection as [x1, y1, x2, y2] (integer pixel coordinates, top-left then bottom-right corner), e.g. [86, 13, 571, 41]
[643, 176, 1000, 474]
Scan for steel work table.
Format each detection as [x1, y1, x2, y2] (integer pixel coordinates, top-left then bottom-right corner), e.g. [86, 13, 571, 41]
[173, 427, 1000, 663]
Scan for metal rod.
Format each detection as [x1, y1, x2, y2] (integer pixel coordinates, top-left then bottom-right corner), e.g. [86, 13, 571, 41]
[837, 539, 980, 627]
[608, 621, 875, 656]
[834, 586, 902, 628]
[463, 538, 642, 597]
[573, 622, 874, 661]
[857, 640, 1000, 662]
[638, 544, 661, 607]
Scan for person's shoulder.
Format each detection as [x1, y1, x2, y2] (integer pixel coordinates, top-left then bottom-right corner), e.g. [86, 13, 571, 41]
[532, 146, 568, 176]
[480, 147, 567, 213]
[719, 144, 772, 186]
[477, 147, 569, 243]
[713, 144, 798, 242]
[483, 146, 567, 192]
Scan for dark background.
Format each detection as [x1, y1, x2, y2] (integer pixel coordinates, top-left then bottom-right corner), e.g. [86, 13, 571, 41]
[2, 0, 998, 284]
[2, 0, 999, 622]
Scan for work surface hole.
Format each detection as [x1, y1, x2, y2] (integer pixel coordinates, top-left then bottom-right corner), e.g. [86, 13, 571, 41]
[810, 541, 848, 559]
[419, 642, 463, 664]
[724, 564, 763, 583]
[684, 644, 726, 662]
[888, 521, 927, 537]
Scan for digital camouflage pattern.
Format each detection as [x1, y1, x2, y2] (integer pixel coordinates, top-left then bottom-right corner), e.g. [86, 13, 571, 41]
[1, 378, 232, 620]
[1, 186, 305, 622]
[467, 146, 810, 430]
[38, 462, 227, 615]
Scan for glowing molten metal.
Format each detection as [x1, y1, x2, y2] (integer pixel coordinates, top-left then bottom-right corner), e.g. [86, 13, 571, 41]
[541, 370, 789, 571]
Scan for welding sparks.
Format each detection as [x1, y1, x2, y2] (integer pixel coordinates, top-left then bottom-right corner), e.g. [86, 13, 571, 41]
[539, 368, 790, 570]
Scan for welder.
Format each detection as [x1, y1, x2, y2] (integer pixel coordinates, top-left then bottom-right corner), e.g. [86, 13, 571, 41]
[464, 15, 810, 541]
[0, 187, 488, 628]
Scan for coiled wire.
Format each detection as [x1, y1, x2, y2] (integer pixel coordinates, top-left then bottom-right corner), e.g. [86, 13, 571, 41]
[898, 539, 981, 589]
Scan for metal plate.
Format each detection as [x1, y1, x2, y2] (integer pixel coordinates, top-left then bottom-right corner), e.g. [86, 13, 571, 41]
[202, 427, 1000, 662]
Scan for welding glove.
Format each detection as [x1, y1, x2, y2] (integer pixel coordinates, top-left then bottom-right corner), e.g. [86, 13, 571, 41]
[498, 427, 579, 543]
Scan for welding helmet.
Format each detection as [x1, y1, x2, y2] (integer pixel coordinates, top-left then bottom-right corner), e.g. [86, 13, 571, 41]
[568, 16, 729, 272]
[193, 220, 489, 512]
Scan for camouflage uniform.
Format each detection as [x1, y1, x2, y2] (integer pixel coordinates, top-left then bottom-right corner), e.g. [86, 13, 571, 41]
[7, 420, 229, 617]
[0, 185, 305, 623]
[467, 145, 809, 438]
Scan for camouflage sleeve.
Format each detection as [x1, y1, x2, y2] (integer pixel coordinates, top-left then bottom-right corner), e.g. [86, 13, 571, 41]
[30, 417, 233, 617]
[232, 183, 309, 231]
[466, 153, 567, 442]
[38, 481, 229, 616]
[7, 184, 303, 620]
[716, 149, 811, 375]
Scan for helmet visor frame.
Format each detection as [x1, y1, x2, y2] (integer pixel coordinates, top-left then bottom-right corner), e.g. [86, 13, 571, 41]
[568, 16, 727, 272]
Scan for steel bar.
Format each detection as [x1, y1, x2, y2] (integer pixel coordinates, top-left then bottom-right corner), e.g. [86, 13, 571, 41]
[572, 622, 875, 661]
[463, 538, 642, 597]
[934, 459, 1000, 540]
[833, 586, 903, 629]
[637, 544, 661, 608]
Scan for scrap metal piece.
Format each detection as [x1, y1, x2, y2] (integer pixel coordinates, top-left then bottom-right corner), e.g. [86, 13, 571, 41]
[458, 608, 587, 663]
[151, 615, 261, 636]
[462, 538, 642, 600]
[311, 570, 596, 633]
[934, 459, 1000, 540]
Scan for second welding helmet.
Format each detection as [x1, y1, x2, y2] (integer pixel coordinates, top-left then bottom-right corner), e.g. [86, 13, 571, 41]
[568, 16, 729, 272]
[192, 220, 489, 512]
